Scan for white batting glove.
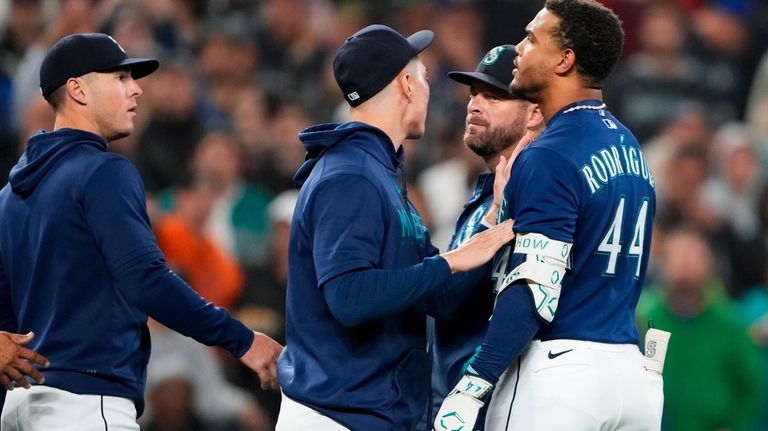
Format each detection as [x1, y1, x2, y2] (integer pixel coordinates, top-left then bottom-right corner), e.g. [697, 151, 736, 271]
[434, 374, 493, 431]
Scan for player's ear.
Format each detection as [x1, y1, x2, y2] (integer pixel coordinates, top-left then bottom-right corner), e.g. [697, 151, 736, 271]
[527, 104, 544, 130]
[396, 68, 414, 103]
[555, 48, 576, 75]
[65, 76, 88, 106]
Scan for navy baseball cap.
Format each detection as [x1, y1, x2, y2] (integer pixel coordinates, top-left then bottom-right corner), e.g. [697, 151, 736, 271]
[448, 45, 517, 95]
[40, 33, 159, 98]
[333, 24, 434, 107]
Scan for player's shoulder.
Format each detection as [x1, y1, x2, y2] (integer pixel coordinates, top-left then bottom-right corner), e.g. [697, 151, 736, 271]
[90, 151, 139, 175]
[518, 133, 579, 170]
[301, 157, 383, 209]
[311, 136, 395, 192]
[314, 134, 381, 171]
[80, 152, 144, 194]
[310, 153, 378, 194]
[68, 142, 131, 166]
[530, 115, 591, 152]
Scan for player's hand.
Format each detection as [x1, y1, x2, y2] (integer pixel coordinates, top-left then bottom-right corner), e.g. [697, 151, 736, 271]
[0, 331, 49, 390]
[442, 219, 514, 273]
[484, 131, 535, 226]
[434, 374, 493, 431]
[239, 331, 283, 391]
[509, 129, 536, 165]
[483, 155, 511, 226]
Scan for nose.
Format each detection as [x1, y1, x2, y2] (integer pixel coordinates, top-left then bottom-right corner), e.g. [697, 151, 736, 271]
[467, 95, 482, 113]
[131, 79, 143, 98]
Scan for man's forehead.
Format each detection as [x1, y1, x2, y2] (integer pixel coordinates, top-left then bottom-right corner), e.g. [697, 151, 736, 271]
[471, 80, 511, 97]
[528, 8, 558, 33]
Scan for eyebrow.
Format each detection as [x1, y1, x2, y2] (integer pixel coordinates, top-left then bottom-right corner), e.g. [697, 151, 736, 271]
[470, 83, 510, 98]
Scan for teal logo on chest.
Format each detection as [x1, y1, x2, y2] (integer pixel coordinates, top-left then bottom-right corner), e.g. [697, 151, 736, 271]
[455, 205, 487, 247]
[398, 209, 426, 240]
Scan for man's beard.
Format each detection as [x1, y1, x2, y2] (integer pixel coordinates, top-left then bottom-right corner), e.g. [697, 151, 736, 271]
[464, 117, 526, 159]
[508, 68, 545, 103]
[508, 81, 545, 103]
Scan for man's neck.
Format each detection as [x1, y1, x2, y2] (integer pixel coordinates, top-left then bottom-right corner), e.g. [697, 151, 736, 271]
[484, 148, 514, 172]
[538, 86, 603, 123]
[349, 109, 404, 152]
[53, 110, 101, 138]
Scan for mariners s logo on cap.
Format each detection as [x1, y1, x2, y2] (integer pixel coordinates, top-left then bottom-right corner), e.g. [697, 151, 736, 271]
[482, 46, 506, 65]
[448, 44, 518, 95]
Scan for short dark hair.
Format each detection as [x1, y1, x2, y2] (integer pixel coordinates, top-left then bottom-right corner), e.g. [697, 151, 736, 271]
[545, 0, 624, 87]
[44, 85, 67, 111]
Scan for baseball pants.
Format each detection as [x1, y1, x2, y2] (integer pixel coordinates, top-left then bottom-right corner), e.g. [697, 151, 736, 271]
[275, 392, 351, 431]
[1, 386, 138, 431]
[485, 339, 663, 431]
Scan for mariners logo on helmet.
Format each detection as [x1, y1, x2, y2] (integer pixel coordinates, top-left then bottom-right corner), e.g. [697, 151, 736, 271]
[482, 46, 506, 65]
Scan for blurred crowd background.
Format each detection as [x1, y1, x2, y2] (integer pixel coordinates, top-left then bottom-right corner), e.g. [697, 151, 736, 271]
[1, 0, 768, 430]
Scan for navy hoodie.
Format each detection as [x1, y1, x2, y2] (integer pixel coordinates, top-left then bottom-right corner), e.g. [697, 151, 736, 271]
[278, 122, 482, 430]
[0, 129, 253, 415]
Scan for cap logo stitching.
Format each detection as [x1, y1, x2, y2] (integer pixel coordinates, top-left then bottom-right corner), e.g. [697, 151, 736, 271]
[482, 46, 506, 65]
[347, 91, 360, 101]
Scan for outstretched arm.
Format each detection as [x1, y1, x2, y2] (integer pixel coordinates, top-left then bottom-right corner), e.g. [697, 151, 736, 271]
[322, 220, 514, 326]
[82, 158, 280, 389]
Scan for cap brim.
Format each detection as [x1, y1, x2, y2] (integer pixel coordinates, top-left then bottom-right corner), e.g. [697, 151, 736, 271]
[447, 71, 512, 95]
[108, 58, 160, 79]
[407, 30, 434, 55]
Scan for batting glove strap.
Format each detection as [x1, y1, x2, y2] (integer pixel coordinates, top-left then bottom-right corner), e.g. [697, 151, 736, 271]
[449, 374, 493, 401]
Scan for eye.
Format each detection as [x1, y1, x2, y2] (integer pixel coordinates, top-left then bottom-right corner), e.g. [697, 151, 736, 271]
[526, 31, 534, 43]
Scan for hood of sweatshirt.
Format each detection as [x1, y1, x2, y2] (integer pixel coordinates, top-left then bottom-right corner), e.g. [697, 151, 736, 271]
[293, 121, 403, 188]
[9, 129, 107, 197]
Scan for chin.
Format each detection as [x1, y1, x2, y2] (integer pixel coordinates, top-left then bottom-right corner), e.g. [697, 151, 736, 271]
[508, 83, 539, 103]
[405, 124, 426, 140]
[105, 128, 132, 142]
